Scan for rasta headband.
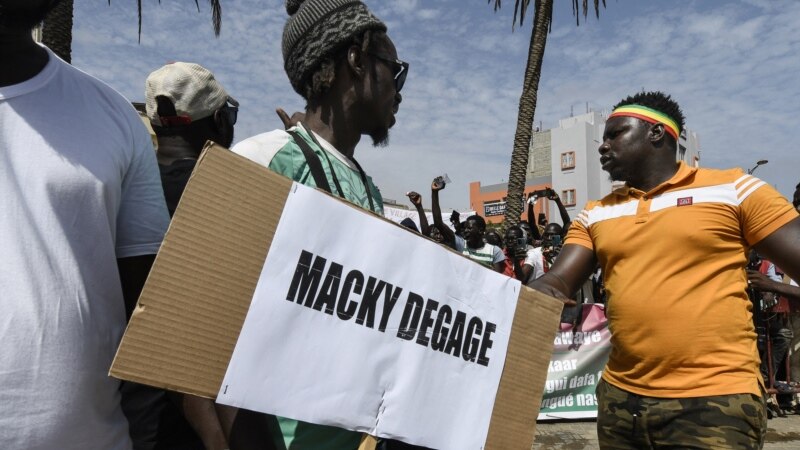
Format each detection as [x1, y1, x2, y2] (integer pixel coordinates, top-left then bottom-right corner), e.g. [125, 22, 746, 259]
[609, 104, 681, 140]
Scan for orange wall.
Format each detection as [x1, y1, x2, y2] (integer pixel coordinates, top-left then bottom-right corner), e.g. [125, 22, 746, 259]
[469, 181, 552, 225]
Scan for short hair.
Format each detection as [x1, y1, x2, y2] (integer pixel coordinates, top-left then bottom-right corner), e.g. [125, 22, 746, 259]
[505, 225, 526, 242]
[465, 215, 486, 230]
[543, 223, 563, 235]
[399, 217, 418, 233]
[613, 91, 685, 137]
[795, 182, 800, 190]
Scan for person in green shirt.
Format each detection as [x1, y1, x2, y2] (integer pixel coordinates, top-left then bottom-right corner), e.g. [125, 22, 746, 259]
[231, 0, 408, 448]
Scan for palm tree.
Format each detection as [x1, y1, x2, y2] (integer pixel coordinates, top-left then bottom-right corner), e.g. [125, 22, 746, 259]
[489, 0, 605, 229]
[41, 0, 222, 64]
[42, 0, 74, 63]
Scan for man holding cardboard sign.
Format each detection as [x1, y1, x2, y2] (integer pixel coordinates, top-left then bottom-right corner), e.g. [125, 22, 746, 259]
[231, 0, 406, 448]
[234, 0, 407, 218]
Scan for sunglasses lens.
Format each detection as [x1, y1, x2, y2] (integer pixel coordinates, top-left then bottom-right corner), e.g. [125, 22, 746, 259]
[396, 65, 408, 93]
[231, 107, 239, 125]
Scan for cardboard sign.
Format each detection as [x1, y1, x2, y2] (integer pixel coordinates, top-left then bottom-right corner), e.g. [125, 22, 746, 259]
[217, 182, 519, 449]
[110, 144, 564, 449]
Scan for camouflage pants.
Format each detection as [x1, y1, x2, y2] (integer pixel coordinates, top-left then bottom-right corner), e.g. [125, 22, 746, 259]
[596, 379, 766, 449]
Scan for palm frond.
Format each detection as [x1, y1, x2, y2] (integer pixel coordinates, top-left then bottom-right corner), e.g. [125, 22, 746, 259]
[489, 0, 532, 30]
[108, 0, 221, 42]
[209, 0, 222, 36]
[572, 0, 605, 26]
[493, 0, 604, 29]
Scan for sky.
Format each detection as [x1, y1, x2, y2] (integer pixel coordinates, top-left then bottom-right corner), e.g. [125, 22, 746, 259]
[72, 0, 800, 211]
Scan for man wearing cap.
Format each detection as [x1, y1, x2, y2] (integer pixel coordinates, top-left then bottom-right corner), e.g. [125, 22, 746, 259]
[104, 62, 239, 450]
[1, 1, 169, 449]
[145, 62, 238, 216]
[233, 0, 406, 218]
[531, 91, 800, 448]
[231, 0, 405, 448]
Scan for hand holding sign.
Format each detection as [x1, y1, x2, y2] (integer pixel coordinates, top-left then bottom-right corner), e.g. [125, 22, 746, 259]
[432, 174, 450, 191]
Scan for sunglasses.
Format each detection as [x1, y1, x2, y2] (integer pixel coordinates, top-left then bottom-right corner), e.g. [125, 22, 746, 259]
[367, 51, 409, 93]
[219, 104, 238, 126]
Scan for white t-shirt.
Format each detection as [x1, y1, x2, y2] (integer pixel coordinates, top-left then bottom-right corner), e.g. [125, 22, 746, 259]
[454, 236, 505, 268]
[0, 49, 169, 450]
[523, 247, 546, 285]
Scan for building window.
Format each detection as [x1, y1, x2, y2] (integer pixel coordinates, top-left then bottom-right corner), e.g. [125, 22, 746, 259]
[561, 151, 576, 170]
[562, 189, 576, 207]
[678, 144, 686, 161]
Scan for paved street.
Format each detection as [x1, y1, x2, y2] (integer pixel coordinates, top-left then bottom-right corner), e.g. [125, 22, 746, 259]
[533, 414, 800, 449]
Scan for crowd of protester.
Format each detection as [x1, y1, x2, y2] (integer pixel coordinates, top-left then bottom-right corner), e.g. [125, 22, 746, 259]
[401, 181, 605, 314]
[4, 1, 800, 450]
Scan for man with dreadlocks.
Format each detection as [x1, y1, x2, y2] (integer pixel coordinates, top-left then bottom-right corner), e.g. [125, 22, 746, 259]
[231, 1, 406, 448]
[531, 91, 800, 449]
[234, 0, 406, 218]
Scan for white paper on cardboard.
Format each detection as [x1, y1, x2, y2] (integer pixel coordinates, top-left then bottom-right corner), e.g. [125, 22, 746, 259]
[217, 182, 520, 449]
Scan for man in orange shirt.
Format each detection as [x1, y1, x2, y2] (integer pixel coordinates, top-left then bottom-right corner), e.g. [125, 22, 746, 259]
[531, 91, 800, 449]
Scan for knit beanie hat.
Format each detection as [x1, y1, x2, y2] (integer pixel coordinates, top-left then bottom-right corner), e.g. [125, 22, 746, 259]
[282, 0, 386, 97]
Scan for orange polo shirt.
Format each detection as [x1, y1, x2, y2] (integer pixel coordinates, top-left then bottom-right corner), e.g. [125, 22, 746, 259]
[566, 162, 798, 398]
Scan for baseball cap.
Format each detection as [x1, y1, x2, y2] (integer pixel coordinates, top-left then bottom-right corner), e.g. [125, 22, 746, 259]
[145, 62, 238, 126]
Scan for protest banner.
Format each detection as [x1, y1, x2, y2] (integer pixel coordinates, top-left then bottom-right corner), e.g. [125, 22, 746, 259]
[537, 304, 611, 420]
[110, 144, 565, 449]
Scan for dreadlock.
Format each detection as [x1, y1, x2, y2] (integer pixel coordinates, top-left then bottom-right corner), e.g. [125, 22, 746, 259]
[613, 91, 685, 137]
[303, 29, 383, 105]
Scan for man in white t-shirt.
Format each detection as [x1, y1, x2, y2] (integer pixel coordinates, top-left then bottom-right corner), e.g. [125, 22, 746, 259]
[454, 215, 505, 272]
[0, 2, 170, 449]
[523, 246, 546, 286]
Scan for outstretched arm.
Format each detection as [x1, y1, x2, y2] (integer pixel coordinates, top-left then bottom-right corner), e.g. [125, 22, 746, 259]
[431, 180, 455, 246]
[747, 270, 800, 300]
[548, 189, 572, 233]
[526, 195, 542, 241]
[529, 244, 596, 305]
[406, 191, 429, 236]
[753, 217, 800, 290]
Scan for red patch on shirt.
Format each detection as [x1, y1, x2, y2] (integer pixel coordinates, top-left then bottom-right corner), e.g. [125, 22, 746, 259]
[677, 197, 693, 206]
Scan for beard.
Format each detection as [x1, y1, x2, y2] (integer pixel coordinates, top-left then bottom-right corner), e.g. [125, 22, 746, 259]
[606, 166, 628, 183]
[370, 127, 390, 147]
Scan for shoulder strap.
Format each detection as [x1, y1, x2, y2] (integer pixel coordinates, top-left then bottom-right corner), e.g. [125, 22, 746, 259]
[286, 129, 333, 194]
[305, 130, 349, 200]
[347, 155, 376, 212]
